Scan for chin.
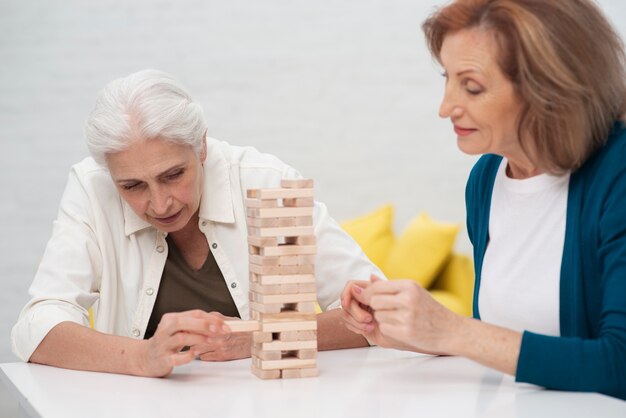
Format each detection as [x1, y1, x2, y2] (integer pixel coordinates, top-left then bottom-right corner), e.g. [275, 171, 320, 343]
[457, 138, 486, 156]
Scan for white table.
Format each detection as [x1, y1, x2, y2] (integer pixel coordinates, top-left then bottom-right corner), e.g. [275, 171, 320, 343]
[2, 347, 625, 418]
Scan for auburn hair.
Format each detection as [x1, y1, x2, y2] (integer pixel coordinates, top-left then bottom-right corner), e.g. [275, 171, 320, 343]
[423, 0, 626, 173]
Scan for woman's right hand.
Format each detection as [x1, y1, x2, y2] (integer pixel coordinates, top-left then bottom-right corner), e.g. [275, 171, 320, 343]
[340, 274, 403, 348]
[140, 310, 228, 377]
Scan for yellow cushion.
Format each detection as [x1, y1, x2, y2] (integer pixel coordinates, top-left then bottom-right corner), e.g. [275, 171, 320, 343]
[340, 204, 395, 268]
[383, 213, 459, 288]
[430, 253, 474, 316]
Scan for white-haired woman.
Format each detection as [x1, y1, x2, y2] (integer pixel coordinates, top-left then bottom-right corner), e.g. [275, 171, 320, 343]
[12, 70, 382, 377]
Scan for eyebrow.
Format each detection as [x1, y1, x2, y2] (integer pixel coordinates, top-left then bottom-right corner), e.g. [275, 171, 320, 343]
[115, 163, 187, 184]
[456, 68, 481, 76]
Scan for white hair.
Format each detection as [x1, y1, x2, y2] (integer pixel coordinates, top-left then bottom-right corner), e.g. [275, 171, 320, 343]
[84, 69, 207, 165]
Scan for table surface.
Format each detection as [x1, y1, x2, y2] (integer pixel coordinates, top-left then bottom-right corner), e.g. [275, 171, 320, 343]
[2, 347, 625, 418]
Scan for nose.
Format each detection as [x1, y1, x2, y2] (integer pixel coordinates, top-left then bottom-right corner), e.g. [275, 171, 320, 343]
[438, 85, 462, 120]
[149, 186, 172, 216]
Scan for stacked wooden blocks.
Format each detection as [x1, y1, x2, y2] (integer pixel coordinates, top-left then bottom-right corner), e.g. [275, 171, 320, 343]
[246, 179, 319, 379]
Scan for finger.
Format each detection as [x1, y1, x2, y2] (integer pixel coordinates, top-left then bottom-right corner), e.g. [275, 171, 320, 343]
[373, 309, 406, 326]
[370, 273, 384, 283]
[341, 307, 376, 333]
[159, 313, 226, 337]
[368, 294, 404, 311]
[360, 279, 417, 303]
[343, 298, 373, 323]
[341, 281, 371, 309]
[170, 349, 197, 367]
[163, 331, 214, 353]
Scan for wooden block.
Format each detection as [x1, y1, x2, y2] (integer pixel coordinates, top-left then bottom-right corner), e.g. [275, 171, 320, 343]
[283, 197, 314, 207]
[247, 226, 314, 238]
[247, 207, 313, 219]
[252, 331, 273, 343]
[281, 368, 319, 379]
[249, 263, 314, 276]
[249, 301, 284, 314]
[253, 273, 316, 285]
[248, 236, 278, 247]
[261, 319, 317, 333]
[250, 282, 300, 295]
[295, 302, 317, 313]
[284, 235, 317, 245]
[250, 291, 317, 304]
[249, 254, 315, 267]
[258, 244, 317, 257]
[278, 330, 318, 341]
[223, 320, 260, 332]
[247, 217, 279, 228]
[254, 357, 317, 371]
[296, 349, 318, 359]
[248, 217, 313, 228]
[280, 179, 314, 189]
[261, 340, 317, 351]
[250, 254, 315, 267]
[252, 346, 282, 360]
[298, 282, 317, 293]
[281, 216, 313, 227]
[247, 188, 314, 200]
[244, 198, 278, 208]
[277, 255, 316, 266]
[251, 365, 281, 379]
[251, 311, 316, 322]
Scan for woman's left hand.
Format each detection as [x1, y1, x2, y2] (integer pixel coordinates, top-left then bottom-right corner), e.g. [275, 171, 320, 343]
[192, 313, 252, 361]
[353, 279, 462, 355]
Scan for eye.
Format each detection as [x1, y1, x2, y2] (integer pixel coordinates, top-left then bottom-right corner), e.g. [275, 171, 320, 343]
[122, 182, 142, 191]
[464, 79, 483, 95]
[166, 169, 184, 180]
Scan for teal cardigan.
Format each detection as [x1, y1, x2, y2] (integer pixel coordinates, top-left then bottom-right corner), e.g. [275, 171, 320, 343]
[466, 121, 626, 400]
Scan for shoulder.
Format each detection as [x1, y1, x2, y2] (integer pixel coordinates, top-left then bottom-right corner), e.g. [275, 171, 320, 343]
[466, 154, 502, 199]
[62, 157, 123, 217]
[576, 121, 626, 185]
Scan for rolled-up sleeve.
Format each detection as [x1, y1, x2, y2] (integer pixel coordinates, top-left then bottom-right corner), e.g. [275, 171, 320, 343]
[11, 166, 102, 361]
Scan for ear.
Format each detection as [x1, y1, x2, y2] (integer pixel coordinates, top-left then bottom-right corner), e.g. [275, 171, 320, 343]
[200, 131, 207, 163]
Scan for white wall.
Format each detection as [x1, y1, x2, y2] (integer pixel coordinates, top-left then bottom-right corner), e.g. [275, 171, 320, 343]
[1, 0, 625, 368]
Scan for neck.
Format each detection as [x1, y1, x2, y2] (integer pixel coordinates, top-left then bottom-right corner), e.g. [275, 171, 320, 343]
[169, 210, 201, 242]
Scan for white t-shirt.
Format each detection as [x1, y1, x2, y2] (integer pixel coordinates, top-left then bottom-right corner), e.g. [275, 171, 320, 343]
[478, 159, 569, 336]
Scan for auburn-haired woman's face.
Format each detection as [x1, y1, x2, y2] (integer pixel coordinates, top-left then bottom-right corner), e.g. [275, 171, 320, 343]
[438, 28, 524, 159]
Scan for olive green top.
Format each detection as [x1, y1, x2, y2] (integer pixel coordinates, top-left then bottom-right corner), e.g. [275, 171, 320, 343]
[144, 235, 240, 339]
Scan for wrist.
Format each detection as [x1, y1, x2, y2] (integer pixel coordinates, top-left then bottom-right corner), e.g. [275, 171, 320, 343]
[445, 314, 474, 357]
[126, 338, 149, 376]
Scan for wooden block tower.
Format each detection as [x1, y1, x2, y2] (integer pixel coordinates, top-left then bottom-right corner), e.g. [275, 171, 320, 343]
[245, 178, 319, 379]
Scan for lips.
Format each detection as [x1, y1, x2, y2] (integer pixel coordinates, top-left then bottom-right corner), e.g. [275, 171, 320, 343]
[153, 209, 182, 224]
[454, 125, 477, 136]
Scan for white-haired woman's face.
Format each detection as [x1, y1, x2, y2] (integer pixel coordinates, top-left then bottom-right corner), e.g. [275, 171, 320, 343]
[106, 138, 206, 233]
